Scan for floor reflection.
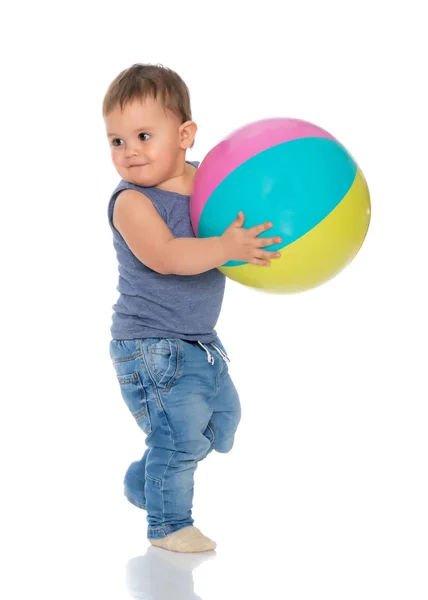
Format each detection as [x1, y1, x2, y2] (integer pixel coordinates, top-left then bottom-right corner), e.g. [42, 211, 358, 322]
[126, 546, 216, 599]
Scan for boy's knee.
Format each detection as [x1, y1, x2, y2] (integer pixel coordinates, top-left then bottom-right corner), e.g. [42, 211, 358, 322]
[180, 437, 212, 460]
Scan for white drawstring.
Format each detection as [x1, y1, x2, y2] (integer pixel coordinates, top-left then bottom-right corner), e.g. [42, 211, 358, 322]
[198, 341, 215, 365]
[211, 343, 230, 363]
[198, 341, 230, 366]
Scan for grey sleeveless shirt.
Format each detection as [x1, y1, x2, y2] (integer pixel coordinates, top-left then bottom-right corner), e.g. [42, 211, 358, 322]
[107, 162, 226, 342]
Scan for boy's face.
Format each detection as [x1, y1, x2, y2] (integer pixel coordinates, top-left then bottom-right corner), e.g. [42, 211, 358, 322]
[105, 97, 187, 187]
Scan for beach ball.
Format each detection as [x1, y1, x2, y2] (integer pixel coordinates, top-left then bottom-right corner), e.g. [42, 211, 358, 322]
[190, 118, 371, 293]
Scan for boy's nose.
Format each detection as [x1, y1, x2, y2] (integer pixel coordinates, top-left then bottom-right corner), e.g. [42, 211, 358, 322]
[125, 145, 139, 158]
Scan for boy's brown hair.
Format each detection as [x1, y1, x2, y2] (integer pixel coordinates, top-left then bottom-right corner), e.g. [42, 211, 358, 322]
[102, 63, 192, 123]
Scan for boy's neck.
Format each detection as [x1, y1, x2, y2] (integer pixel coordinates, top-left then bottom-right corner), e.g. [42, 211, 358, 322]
[156, 161, 196, 196]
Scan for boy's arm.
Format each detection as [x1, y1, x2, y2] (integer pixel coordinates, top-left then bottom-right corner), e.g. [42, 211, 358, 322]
[113, 190, 227, 275]
[113, 189, 282, 276]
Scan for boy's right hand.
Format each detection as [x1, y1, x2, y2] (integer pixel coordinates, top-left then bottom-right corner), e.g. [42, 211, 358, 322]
[220, 212, 283, 266]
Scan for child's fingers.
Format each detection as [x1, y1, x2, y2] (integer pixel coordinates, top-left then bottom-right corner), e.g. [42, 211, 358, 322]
[257, 236, 282, 247]
[249, 221, 273, 236]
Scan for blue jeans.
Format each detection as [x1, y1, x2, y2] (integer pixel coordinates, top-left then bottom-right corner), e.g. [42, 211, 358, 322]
[109, 337, 241, 539]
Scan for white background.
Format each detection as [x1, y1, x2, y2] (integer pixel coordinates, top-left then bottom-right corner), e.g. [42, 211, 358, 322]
[1, 1, 427, 598]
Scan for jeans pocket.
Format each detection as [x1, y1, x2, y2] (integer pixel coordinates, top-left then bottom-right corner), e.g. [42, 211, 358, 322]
[116, 371, 152, 435]
[147, 339, 180, 391]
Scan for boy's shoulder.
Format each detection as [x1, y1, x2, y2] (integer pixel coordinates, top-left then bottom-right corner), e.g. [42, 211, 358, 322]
[110, 178, 145, 199]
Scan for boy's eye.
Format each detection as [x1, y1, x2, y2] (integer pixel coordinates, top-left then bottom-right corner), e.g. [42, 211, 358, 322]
[139, 132, 151, 142]
[112, 138, 123, 147]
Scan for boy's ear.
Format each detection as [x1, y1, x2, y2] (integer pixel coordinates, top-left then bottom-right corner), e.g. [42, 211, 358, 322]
[179, 120, 197, 149]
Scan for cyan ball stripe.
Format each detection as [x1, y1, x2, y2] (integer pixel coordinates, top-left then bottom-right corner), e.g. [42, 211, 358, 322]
[198, 137, 357, 267]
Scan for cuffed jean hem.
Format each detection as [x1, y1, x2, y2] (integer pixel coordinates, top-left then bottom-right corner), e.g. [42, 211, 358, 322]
[147, 521, 195, 540]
